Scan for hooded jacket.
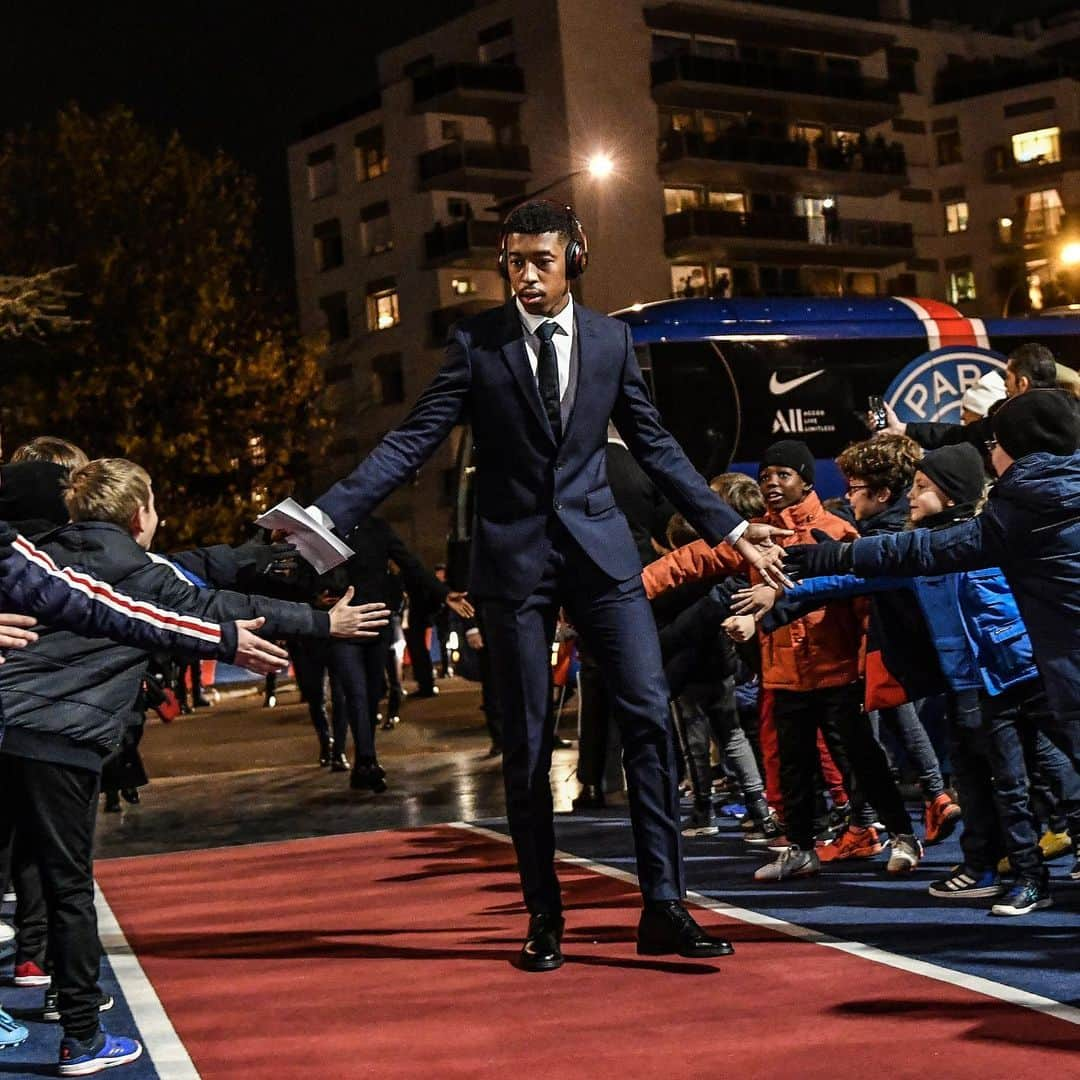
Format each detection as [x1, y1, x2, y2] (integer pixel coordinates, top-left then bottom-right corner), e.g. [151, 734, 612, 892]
[0, 521, 329, 771]
[848, 452, 1080, 719]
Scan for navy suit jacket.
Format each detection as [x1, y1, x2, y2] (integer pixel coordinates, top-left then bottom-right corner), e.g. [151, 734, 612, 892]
[316, 299, 742, 603]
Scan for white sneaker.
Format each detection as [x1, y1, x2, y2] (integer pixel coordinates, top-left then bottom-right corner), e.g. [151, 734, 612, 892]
[754, 845, 821, 882]
[2, 891, 15, 904]
[0, 920, 14, 945]
[886, 834, 923, 873]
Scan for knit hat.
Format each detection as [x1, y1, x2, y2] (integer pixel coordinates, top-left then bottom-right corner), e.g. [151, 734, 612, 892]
[760, 440, 815, 485]
[917, 444, 986, 506]
[960, 370, 1005, 419]
[992, 388, 1080, 460]
[0, 461, 70, 527]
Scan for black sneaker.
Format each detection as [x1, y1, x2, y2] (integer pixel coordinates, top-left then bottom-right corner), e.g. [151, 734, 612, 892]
[744, 813, 785, 846]
[991, 877, 1052, 916]
[682, 804, 718, 837]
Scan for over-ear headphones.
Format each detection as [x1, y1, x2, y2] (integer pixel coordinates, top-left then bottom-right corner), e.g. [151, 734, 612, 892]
[497, 199, 589, 282]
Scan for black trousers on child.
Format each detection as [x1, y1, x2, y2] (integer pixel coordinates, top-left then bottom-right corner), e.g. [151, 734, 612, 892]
[773, 683, 912, 850]
[0, 752, 102, 1041]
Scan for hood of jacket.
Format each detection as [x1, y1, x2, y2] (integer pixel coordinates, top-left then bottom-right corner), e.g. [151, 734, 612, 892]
[858, 495, 910, 537]
[993, 451, 1080, 514]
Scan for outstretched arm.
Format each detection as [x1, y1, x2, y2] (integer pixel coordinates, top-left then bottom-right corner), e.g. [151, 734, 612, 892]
[313, 335, 471, 535]
[851, 517, 1002, 578]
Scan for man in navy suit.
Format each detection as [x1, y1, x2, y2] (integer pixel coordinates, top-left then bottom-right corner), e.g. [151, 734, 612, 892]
[309, 201, 789, 970]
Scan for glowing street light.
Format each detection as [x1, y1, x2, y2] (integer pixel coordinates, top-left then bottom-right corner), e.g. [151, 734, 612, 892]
[1060, 240, 1080, 267]
[586, 152, 614, 180]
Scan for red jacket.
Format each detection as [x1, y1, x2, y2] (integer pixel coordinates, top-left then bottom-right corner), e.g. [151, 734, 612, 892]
[643, 492, 862, 692]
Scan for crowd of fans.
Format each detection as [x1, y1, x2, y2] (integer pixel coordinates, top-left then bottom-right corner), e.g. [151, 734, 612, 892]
[1, 340, 1078, 1072]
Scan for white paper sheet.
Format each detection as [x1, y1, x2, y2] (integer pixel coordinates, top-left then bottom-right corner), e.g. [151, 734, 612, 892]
[255, 498, 354, 574]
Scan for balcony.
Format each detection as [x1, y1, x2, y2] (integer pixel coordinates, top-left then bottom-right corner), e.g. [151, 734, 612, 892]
[935, 58, 1080, 105]
[423, 219, 503, 268]
[985, 131, 1080, 186]
[651, 54, 899, 124]
[412, 62, 525, 117]
[429, 299, 493, 346]
[658, 131, 907, 196]
[418, 141, 530, 196]
[664, 208, 914, 267]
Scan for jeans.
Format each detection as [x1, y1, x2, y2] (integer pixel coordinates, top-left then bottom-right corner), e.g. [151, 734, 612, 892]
[945, 689, 1003, 872]
[773, 683, 913, 849]
[1031, 731, 1080, 836]
[0, 754, 102, 1041]
[328, 632, 390, 763]
[871, 701, 945, 801]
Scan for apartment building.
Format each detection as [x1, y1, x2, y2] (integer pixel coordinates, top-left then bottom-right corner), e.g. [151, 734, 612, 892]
[287, 0, 1080, 557]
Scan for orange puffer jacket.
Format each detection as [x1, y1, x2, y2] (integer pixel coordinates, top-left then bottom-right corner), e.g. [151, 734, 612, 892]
[642, 492, 862, 692]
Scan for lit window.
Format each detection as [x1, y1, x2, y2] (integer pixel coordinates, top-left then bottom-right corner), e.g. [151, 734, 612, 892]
[660, 109, 695, 134]
[670, 265, 707, 297]
[948, 270, 976, 304]
[355, 127, 389, 182]
[306, 146, 337, 199]
[366, 281, 400, 331]
[450, 277, 476, 296]
[944, 201, 969, 234]
[707, 190, 746, 212]
[1024, 189, 1063, 237]
[664, 186, 703, 214]
[1011, 127, 1060, 166]
[792, 123, 825, 145]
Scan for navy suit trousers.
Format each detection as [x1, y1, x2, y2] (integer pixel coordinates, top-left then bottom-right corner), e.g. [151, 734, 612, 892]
[482, 521, 684, 914]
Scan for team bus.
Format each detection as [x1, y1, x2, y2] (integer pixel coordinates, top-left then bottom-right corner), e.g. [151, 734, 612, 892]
[448, 296, 1080, 573]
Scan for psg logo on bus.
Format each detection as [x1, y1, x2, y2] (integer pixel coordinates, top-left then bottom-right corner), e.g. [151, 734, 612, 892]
[884, 346, 1007, 425]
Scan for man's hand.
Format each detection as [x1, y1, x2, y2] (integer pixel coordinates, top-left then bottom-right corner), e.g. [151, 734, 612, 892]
[328, 588, 391, 638]
[722, 614, 757, 643]
[0, 613, 38, 659]
[234, 536, 298, 576]
[446, 591, 474, 619]
[734, 525, 794, 590]
[872, 400, 906, 438]
[232, 617, 290, 675]
[465, 626, 484, 650]
[730, 583, 778, 618]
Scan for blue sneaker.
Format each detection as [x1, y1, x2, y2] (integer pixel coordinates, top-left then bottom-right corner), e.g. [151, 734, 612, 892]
[58, 1030, 142, 1075]
[928, 865, 1004, 899]
[991, 877, 1052, 917]
[0, 1007, 29, 1050]
[719, 802, 747, 819]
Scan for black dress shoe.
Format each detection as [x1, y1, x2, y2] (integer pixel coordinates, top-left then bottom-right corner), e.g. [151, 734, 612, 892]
[103, 793, 121, 814]
[350, 763, 387, 793]
[519, 913, 565, 972]
[572, 784, 606, 811]
[637, 901, 734, 958]
[330, 754, 351, 773]
[318, 741, 333, 767]
[120, 787, 140, 805]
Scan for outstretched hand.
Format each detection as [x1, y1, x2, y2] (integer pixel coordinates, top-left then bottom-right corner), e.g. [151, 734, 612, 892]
[446, 591, 474, 619]
[722, 614, 757, 643]
[734, 523, 794, 590]
[328, 588, 391, 638]
[782, 530, 854, 580]
[730, 583, 778, 618]
[0, 612, 38, 659]
[232, 617, 290, 675]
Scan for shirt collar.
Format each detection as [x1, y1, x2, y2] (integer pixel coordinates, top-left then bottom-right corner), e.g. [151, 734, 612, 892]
[515, 293, 575, 338]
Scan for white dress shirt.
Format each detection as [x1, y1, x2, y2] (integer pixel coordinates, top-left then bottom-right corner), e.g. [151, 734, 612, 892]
[516, 294, 574, 401]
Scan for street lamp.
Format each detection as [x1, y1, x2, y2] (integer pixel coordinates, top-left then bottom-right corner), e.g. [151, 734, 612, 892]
[1061, 241, 1080, 267]
[1002, 232, 1080, 315]
[490, 151, 616, 214]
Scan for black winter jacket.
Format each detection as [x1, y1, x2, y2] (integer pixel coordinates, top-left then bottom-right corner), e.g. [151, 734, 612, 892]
[0, 522, 328, 771]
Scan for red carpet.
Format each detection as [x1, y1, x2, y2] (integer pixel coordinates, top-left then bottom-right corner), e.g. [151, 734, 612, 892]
[95, 826, 1079, 1079]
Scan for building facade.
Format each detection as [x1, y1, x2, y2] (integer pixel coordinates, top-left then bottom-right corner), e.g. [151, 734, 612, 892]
[287, 0, 1080, 558]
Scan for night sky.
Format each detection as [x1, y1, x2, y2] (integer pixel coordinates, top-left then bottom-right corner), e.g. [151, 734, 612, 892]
[2, 0, 1067, 301]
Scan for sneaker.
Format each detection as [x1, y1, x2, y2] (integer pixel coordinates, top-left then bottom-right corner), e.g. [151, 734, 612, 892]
[886, 834, 923, 873]
[991, 877, 1052, 917]
[2, 890, 15, 903]
[1039, 829, 1072, 861]
[817, 825, 883, 863]
[43, 989, 114, 1023]
[816, 801, 851, 843]
[58, 1030, 142, 1075]
[0, 1008, 28, 1051]
[14, 960, 51, 987]
[928, 865, 1004, 899]
[1069, 857, 1080, 881]
[719, 801, 747, 819]
[754, 845, 821, 882]
[744, 813, 785, 846]
[0, 921, 13, 945]
[682, 805, 718, 837]
[923, 793, 962, 845]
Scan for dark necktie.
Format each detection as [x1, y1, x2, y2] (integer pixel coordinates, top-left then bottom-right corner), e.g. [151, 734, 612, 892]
[534, 320, 562, 441]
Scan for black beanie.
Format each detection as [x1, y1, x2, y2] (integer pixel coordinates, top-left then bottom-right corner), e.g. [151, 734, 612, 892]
[760, 440, 815, 485]
[992, 388, 1080, 461]
[917, 444, 986, 506]
[0, 461, 71, 527]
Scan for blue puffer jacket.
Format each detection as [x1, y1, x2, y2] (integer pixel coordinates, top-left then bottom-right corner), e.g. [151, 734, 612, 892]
[767, 565, 1037, 697]
[848, 452, 1080, 718]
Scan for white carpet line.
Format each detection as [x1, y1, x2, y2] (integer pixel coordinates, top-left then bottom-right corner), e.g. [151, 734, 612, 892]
[94, 882, 201, 1079]
[453, 821, 1080, 1028]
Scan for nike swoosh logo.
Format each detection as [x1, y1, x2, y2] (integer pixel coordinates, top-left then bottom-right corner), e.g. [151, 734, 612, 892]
[769, 370, 825, 395]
